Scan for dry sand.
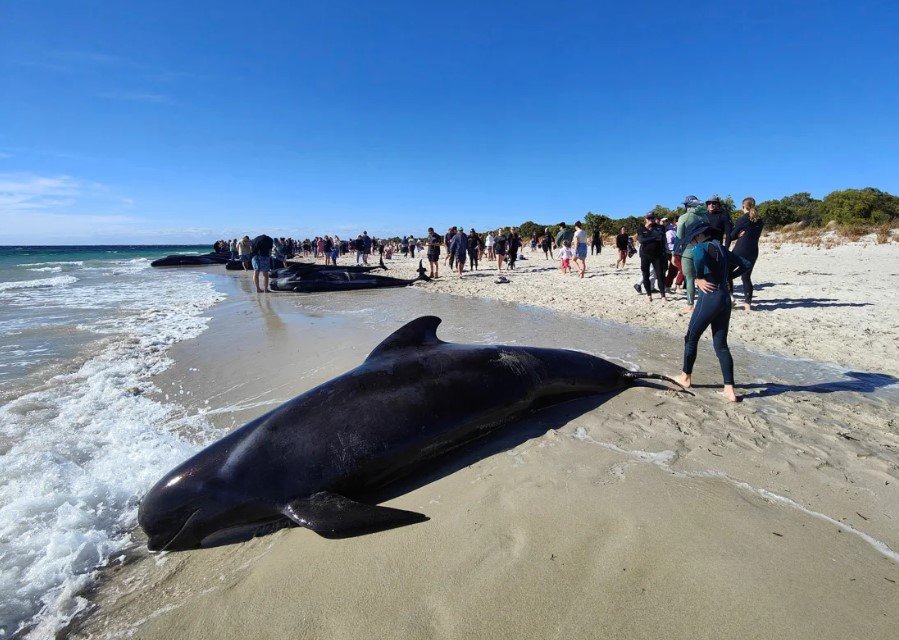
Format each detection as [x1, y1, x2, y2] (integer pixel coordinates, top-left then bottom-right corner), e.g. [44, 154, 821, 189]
[383, 240, 899, 376]
[74, 245, 899, 640]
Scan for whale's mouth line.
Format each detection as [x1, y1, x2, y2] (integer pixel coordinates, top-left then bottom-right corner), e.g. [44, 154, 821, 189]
[157, 508, 200, 552]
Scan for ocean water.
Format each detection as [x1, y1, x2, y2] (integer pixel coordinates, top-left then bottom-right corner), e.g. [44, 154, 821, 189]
[0, 246, 226, 638]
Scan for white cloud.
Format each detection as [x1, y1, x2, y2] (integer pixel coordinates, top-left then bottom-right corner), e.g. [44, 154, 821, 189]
[0, 173, 143, 242]
[96, 91, 173, 104]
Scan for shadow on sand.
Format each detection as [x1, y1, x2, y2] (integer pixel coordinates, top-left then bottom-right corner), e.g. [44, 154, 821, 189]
[748, 297, 873, 311]
[735, 371, 897, 399]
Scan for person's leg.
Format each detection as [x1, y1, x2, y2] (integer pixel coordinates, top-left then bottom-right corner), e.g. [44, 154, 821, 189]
[742, 263, 755, 308]
[674, 255, 684, 287]
[710, 300, 737, 401]
[654, 256, 667, 299]
[262, 271, 270, 292]
[640, 256, 652, 296]
[677, 292, 714, 387]
[681, 256, 695, 311]
[253, 270, 262, 292]
[665, 257, 678, 288]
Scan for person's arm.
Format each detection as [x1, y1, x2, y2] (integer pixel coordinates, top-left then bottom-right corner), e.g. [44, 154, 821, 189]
[693, 243, 717, 292]
[726, 248, 752, 279]
[730, 215, 747, 241]
[723, 216, 734, 250]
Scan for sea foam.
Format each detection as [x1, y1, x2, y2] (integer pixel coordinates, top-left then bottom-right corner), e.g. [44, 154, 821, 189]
[0, 261, 225, 638]
[0, 276, 78, 292]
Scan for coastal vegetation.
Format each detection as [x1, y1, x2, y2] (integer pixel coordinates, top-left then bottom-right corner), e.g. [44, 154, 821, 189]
[518, 187, 899, 242]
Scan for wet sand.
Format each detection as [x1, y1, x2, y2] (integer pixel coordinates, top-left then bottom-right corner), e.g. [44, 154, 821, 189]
[379, 241, 899, 376]
[74, 254, 899, 640]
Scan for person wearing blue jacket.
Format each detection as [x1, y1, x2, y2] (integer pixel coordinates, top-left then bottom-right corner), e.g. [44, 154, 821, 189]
[674, 221, 751, 402]
[730, 197, 765, 310]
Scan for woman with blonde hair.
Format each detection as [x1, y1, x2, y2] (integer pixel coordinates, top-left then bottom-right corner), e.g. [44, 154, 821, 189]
[729, 196, 765, 311]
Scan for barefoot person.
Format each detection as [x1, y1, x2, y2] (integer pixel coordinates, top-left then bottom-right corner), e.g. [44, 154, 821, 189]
[449, 227, 468, 278]
[426, 227, 441, 278]
[493, 228, 508, 270]
[675, 195, 706, 313]
[636, 213, 667, 302]
[572, 221, 587, 278]
[730, 197, 764, 311]
[540, 227, 554, 260]
[615, 227, 629, 268]
[674, 222, 752, 402]
[250, 233, 274, 293]
[467, 228, 481, 271]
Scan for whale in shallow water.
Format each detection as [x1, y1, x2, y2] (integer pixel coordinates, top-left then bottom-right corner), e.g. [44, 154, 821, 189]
[138, 316, 684, 551]
[151, 252, 231, 267]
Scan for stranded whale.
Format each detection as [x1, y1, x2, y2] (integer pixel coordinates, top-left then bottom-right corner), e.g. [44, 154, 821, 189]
[270, 260, 429, 293]
[138, 316, 685, 551]
[151, 252, 231, 267]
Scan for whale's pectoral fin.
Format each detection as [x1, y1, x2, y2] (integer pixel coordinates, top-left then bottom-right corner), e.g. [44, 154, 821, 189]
[282, 492, 428, 538]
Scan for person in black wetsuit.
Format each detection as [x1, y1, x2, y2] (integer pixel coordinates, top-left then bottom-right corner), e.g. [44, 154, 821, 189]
[467, 228, 481, 270]
[636, 213, 667, 302]
[507, 231, 522, 269]
[591, 228, 602, 255]
[493, 229, 508, 270]
[674, 221, 751, 402]
[729, 196, 765, 311]
[704, 195, 733, 250]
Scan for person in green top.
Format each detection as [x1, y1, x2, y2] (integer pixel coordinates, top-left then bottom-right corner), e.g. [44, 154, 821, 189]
[675, 195, 707, 314]
[555, 222, 574, 248]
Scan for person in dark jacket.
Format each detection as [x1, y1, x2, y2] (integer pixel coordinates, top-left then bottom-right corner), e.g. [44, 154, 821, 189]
[636, 213, 667, 302]
[449, 228, 468, 278]
[704, 195, 734, 250]
[729, 196, 765, 310]
[675, 221, 752, 402]
[591, 228, 602, 255]
[467, 229, 481, 270]
[508, 230, 522, 269]
[421, 227, 439, 278]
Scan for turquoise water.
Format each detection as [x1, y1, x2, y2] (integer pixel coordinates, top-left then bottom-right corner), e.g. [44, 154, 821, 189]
[0, 246, 225, 637]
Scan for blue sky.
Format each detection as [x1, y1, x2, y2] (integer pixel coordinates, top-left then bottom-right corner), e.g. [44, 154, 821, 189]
[1, 0, 898, 243]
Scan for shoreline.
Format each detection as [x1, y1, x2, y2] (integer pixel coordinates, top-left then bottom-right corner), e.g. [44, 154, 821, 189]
[72, 264, 899, 640]
[343, 240, 899, 376]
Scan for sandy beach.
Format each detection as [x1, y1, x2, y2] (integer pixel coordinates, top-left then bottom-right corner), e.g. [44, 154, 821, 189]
[377, 240, 899, 377]
[73, 242, 899, 640]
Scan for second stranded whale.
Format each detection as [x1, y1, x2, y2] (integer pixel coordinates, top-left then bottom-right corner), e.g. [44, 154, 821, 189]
[139, 316, 687, 551]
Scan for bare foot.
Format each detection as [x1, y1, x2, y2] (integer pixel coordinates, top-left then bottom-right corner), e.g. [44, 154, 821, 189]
[721, 385, 739, 403]
[674, 373, 692, 389]
[743, 303, 751, 312]
[661, 297, 668, 303]
[679, 305, 693, 314]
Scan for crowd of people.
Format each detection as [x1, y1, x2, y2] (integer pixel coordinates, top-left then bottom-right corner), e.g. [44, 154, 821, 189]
[214, 193, 764, 401]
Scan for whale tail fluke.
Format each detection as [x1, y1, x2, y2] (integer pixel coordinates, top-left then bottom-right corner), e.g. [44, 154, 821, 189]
[379, 255, 387, 270]
[283, 492, 428, 538]
[623, 371, 694, 395]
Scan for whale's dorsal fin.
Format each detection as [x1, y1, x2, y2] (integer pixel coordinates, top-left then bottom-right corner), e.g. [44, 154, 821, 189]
[366, 316, 444, 361]
[283, 492, 428, 538]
